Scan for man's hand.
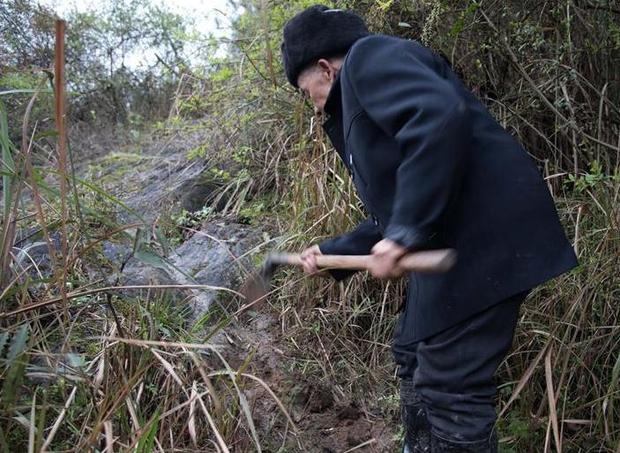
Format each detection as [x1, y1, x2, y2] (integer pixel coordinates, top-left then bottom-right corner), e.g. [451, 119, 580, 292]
[370, 239, 408, 279]
[300, 245, 327, 277]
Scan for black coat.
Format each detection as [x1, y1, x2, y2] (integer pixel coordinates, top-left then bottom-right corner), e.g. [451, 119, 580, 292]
[318, 35, 577, 342]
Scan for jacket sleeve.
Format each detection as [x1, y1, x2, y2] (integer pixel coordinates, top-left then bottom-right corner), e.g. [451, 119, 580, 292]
[344, 36, 471, 250]
[318, 218, 383, 281]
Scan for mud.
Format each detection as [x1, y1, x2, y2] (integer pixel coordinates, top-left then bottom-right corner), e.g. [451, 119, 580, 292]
[210, 309, 397, 452]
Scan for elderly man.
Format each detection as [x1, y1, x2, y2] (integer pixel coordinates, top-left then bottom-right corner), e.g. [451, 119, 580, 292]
[281, 5, 577, 452]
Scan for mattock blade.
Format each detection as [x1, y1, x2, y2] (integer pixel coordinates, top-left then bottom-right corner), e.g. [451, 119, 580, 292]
[240, 255, 283, 305]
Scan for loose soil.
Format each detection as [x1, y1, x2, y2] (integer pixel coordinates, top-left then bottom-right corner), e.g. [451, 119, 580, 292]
[210, 309, 398, 452]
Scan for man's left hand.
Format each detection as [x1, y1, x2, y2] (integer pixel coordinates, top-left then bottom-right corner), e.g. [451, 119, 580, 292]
[370, 239, 408, 279]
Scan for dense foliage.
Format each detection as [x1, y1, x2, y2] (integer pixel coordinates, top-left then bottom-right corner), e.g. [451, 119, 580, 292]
[1, 0, 214, 132]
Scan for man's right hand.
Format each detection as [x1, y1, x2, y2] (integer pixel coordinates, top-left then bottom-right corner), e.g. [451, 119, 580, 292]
[300, 244, 325, 276]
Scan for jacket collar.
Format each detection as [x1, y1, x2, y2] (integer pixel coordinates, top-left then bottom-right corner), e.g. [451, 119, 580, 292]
[321, 71, 346, 160]
[323, 71, 342, 120]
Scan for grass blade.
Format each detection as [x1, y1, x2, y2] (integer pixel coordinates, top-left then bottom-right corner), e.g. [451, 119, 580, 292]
[188, 381, 198, 447]
[28, 391, 36, 453]
[545, 349, 561, 452]
[135, 411, 160, 453]
[0, 101, 15, 217]
[41, 386, 77, 451]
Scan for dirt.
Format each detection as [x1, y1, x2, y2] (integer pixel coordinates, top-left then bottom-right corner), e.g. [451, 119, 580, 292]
[209, 308, 397, 452]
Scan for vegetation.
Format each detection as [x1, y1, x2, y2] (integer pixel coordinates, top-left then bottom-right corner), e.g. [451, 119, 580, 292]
[1, 0, 619, 451]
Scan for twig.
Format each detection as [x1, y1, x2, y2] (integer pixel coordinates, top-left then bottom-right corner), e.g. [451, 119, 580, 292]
[343, 439, 377, 452]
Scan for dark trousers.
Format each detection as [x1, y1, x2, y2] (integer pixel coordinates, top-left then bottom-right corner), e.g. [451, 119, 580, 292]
[393, 292, 527, 447]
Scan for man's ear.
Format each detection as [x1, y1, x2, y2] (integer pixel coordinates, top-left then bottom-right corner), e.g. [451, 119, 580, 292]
[317, 58, 335, 81]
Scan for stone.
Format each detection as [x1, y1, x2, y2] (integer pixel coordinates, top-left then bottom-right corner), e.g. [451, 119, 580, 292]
[120, 220, 262, 318]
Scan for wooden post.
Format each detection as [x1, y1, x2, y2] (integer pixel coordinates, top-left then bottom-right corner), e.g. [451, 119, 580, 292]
[54, 20, 68, 312]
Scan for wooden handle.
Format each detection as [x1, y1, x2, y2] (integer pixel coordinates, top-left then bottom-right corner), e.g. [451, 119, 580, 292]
[276, 249, 456, 274]
[395, 249, 457, 273]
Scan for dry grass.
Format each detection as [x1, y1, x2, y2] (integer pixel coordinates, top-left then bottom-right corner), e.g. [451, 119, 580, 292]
[1, 0, 619, 451]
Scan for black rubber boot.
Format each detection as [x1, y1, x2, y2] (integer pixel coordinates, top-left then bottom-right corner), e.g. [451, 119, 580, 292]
[430, 430, 498, 453]
[400, 380, 431, 453]
[402, 403, 431, 452]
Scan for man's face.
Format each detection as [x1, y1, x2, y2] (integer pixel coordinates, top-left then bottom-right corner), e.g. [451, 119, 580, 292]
[297, 58, 341, 114]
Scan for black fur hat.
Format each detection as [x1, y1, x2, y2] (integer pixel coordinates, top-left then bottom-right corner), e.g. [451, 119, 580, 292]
[281, 5, 369, 87]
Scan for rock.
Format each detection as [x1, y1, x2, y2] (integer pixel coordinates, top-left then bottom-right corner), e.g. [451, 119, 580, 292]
[120, 159, 230, 221]
[102, 240, 132, 266]
[106, 136, 211, 222]
[122, 259, 176, 287]
[178, 176, 220, 212]
[11, 228, 62, 280]
[10, 125, 264, 323]
[121, 220, 262, 318]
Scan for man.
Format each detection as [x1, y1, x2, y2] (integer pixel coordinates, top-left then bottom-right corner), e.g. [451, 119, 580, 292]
[281, 5, 577, 452]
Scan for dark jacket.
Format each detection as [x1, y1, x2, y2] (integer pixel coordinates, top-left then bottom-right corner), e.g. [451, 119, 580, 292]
[318, 35, 577, 342]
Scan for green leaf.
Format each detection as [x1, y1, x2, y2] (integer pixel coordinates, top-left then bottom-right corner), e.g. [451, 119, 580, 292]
[135, 411, 160, 453]
[33, 130, 59, 141]
[65, 353, 86, 370]
[132, 230, 200, 285]
[2, 325, 29, 407]
[134, 246, 171, 272]
[6, 324, 29, 366]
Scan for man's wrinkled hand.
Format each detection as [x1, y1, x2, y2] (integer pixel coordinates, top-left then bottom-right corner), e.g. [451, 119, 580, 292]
[300, 245, 327, 277]
[370, 239, 408, 279]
